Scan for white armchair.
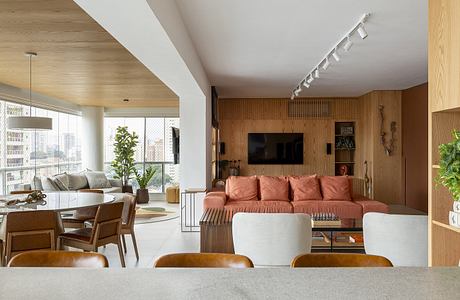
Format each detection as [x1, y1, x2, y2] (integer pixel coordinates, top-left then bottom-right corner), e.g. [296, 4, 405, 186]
[363, 212, 428, 267]
[232, 213, 312, 267]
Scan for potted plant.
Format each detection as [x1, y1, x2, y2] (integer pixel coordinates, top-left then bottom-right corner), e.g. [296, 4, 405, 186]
[111, 126, 139, 193]
[135, 166, 156, 204]
[437, 130, 460, 227]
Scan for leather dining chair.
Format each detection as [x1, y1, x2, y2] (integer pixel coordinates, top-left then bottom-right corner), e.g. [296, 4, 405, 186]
[58, 202, 125, 267]
[154, 253, 254, 268]
[61, 189, 103, 229]
[232, 213, 312, 267]
[7, 250, 109, 268]
[118, 194, 139, 260]
[0, 210, 58, 266]
[291, 253, 393, 268]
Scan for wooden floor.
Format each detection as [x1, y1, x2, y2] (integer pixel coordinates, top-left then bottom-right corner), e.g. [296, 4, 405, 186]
[98, 203, 425, 268]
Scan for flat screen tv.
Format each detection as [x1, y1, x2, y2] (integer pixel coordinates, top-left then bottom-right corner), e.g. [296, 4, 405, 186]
[248, 133, 304, 164]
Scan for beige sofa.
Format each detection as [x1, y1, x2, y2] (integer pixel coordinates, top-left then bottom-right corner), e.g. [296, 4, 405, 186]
[30, 170, 123, 193]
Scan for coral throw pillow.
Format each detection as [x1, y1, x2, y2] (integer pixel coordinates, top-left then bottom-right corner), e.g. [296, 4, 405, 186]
[320, 176, 352, 201]
[289, 175, 323, 201]
[259, 176, 289, 201]
[227, 176, 258, 201]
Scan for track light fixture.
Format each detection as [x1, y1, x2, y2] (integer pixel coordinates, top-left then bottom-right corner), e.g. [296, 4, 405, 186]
[290, 13, 370, 99]
[332, 49, 340, 62]
[357, 25, 368, 39]
[343, 36, 353, 51]
[322, 57, 330, 70]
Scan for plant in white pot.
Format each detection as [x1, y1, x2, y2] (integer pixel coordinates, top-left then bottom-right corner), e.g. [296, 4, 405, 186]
[135, 166, 156, 204]
[437, 130, 460, 227]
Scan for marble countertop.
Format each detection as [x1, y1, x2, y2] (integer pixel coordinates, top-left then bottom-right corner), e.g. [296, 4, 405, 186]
[0, 267, 459, 299]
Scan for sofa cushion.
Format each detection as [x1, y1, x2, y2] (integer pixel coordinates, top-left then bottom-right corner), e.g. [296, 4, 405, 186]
[85, 171, 111, 189]
[51, 173, 69, 191]
[225, 200, 293, 213]
[67, 173, 89, 190]
[227, 176, 258, 201]
[204, 192, 227, 209]
[320, 176, 351, 201]
[289, 175, 322, 201]
[292, 200, 362, 219]
[259, 176, 289, 201]
[41, 176, 60, 192]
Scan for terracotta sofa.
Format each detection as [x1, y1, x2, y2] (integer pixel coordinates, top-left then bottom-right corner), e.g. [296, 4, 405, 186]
[204, 175, 388, 219]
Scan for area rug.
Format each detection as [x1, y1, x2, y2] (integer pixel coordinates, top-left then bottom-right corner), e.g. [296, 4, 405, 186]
[135, 205, 179, 224]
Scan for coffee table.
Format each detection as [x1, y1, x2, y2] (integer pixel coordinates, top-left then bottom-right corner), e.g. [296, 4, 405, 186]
[200, 208, 364, 253]
[312, 218, 364, 253]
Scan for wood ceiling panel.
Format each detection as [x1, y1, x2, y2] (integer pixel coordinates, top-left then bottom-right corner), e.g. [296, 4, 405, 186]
[0, 0, 178, 108]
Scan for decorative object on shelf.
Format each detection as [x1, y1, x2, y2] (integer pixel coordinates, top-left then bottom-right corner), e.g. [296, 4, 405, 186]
[363, 160, 371, 198]
[378, 105, 396, 156]
[7, 52, 52, 131]
[111, 126, 139, 193]
[5, 190, 47, 207]
[335, 136, 355, 150]
[338, 164, 349, 176]
[340, 126, 354, 136]
[228, 160, 241, 176]
[135, 166, 156, 204]
[437, 130, 460, 228]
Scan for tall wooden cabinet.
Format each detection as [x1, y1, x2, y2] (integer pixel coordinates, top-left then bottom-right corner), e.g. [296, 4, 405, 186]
[429, 0, 460, 266]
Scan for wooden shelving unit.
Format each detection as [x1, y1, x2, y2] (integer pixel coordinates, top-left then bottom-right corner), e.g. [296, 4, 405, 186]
[429, 0, 460, 266]
[334, 122, 355, 176]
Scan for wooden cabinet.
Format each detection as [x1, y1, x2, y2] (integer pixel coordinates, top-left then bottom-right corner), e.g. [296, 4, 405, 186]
[429, 0, 460, 266]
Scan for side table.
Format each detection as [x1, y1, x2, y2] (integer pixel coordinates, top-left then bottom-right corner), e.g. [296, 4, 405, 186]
[180, 188, 206, 232]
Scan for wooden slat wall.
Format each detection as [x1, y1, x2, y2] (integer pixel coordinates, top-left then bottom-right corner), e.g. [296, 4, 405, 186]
[218, 97, 361, 179]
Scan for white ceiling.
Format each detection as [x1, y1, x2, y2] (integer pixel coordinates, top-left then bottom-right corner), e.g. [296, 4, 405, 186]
[175, 0, 427, 98]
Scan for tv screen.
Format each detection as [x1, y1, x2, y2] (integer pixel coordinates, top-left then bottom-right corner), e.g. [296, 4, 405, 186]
[248, 133, 304, 164]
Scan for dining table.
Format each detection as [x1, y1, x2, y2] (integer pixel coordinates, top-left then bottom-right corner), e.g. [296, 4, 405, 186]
[0, 191, 115, 215]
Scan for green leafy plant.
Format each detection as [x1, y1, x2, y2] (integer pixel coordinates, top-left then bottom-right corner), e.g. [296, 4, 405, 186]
[135, 166, 156, 189]
[111, 126, 139, 186]
[437, 130, 460, 201]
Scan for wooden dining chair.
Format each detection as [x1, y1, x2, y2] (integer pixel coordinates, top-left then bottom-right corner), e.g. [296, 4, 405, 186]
[118, 194, 139, 260]
[58, 202, 125, 267]
[154, 253, 254, 268]
[7, 250, 109, 268]
[61, 189, 103, 229]
[0, 210, 58, 266]
[10, 190, 40, 195]
[290, 253, 393, 268]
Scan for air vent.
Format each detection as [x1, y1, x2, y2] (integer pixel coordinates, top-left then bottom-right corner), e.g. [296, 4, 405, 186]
[288, 99, 331, 118]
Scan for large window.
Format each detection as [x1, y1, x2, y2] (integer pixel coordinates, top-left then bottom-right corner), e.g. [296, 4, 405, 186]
[104, 117, 179, 193]
[0, 99, 81, 194]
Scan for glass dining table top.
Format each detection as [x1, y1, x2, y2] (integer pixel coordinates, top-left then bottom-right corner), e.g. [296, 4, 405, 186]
[0, 191, 114, 215]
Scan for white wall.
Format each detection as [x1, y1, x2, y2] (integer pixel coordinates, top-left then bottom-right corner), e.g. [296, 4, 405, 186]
[74, 0, 212, 190]
[81, 106, 104, 171]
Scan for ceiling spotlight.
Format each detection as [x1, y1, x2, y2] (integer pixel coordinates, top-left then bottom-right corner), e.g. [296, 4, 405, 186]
[332, 49, 340, 62]
[314, 68, 320, 78]
[343, 36, 353, 51]
[302, 80, 310, 88]
[307, 75, 314, 84]
[322, 58, 330, 70]
[294, 86, 301, 96]
[357, 25, 368, 39]
[290, 94, 295, 100]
